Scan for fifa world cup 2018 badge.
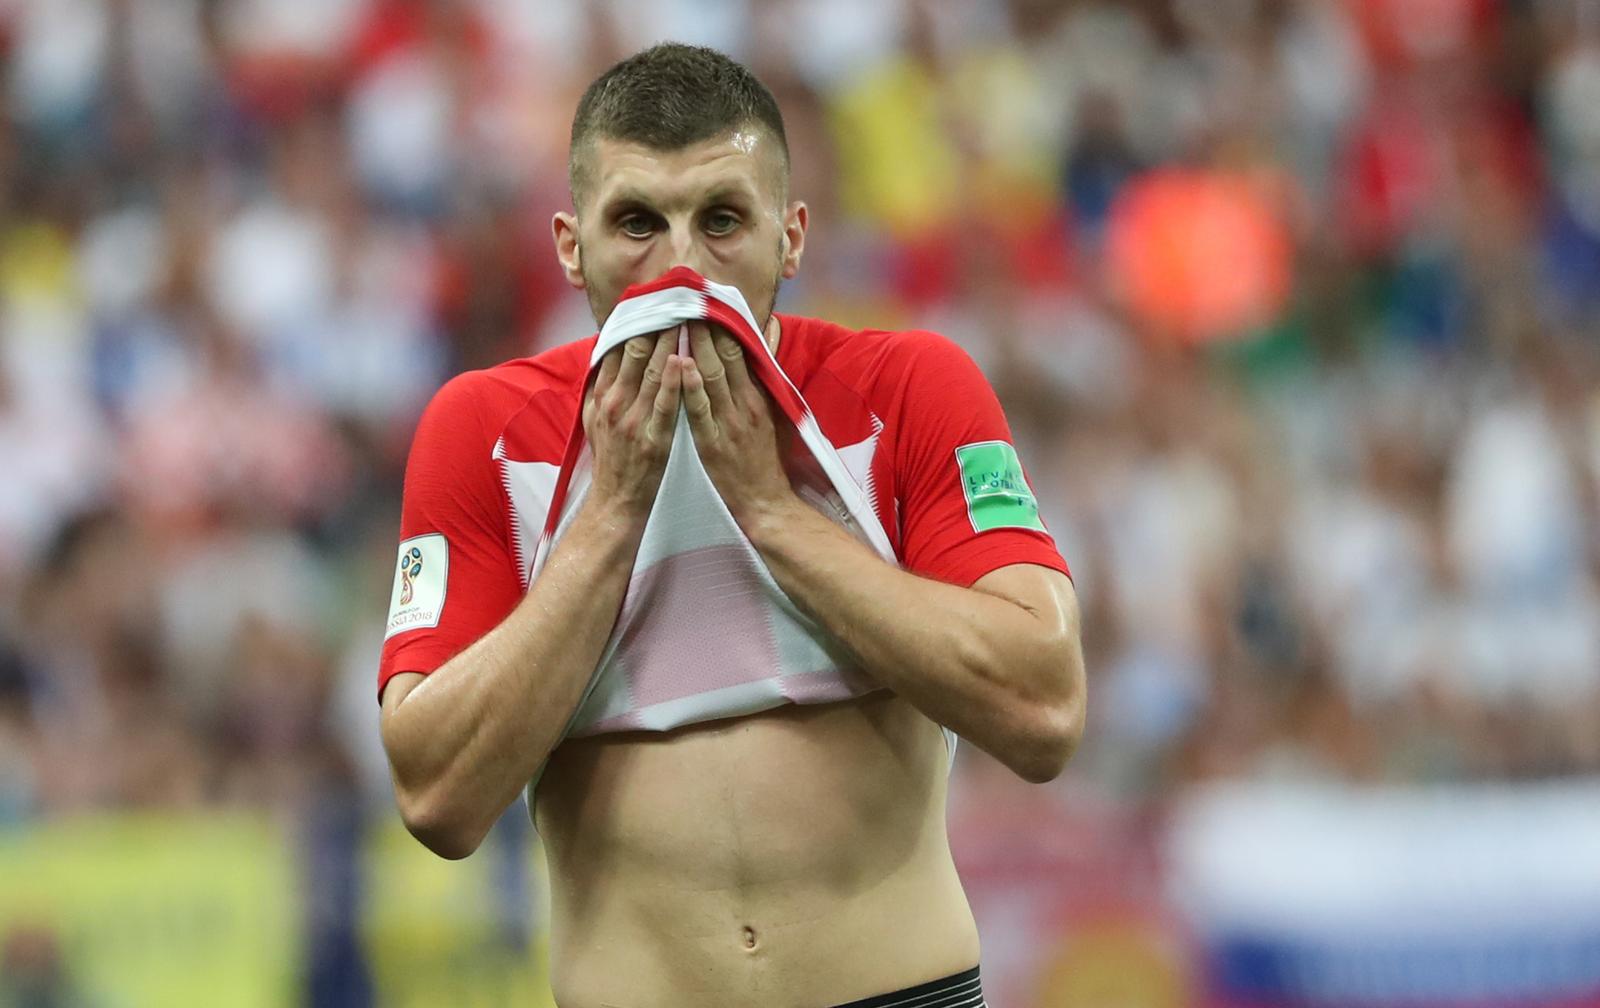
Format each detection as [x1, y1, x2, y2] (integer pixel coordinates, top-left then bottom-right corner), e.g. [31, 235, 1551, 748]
[387, 533, 445, 640]
[399, 547, 424, 606]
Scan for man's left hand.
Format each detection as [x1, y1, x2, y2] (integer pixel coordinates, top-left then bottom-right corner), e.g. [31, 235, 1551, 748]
[678, 321, 797, 526]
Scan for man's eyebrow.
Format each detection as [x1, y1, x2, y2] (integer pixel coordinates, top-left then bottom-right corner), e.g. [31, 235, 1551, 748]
[699, 182, 760, 204]
[597, 191, 655, 216]
[597, 181, 760, 215]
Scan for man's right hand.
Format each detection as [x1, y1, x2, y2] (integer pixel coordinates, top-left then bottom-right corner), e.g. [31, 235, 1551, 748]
[384, 327, 687, 860]
[583, 327, 685, 519]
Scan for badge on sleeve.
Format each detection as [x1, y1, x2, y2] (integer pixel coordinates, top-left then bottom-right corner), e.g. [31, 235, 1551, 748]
[955, 441, 1046, 533]
[386, 533, 449, 639]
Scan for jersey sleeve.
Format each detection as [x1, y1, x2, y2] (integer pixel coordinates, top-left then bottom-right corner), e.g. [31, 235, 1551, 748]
[891, 333, 1070, 588]
[378, 372, 523, 703]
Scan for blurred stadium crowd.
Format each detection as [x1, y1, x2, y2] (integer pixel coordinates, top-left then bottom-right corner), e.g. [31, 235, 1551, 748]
[2, 0, 1600, 1000]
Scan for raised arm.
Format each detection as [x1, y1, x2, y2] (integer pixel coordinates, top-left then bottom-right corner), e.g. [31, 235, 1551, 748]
[677, 322, 1085, 782]
[380, 330, 682, 859]
[738, 517, 1084, 783]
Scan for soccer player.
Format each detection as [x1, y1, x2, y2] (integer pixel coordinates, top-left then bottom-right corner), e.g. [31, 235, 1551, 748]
[378, 43, 1084, 1008]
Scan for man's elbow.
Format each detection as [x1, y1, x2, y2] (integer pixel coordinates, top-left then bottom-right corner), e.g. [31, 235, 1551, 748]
[396, 788, 489, 861]
[408, 821, 483, 862]
[1016, 672, 1086, 784]
[1013, 713, 1081, 784]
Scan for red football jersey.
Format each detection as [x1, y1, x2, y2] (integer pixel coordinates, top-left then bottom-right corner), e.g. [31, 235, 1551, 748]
[378, 314, 1069, 703]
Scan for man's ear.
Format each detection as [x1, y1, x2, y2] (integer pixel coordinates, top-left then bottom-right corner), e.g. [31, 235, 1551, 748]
[780, 201, 807, 279]
[552, 211, 585, 289]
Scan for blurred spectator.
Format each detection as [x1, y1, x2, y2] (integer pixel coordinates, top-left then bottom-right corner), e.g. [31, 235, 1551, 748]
[0, 924, 90, 1008]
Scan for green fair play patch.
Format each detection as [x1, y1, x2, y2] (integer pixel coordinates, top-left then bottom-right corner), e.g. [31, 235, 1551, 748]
[956, 440, 1045, 533]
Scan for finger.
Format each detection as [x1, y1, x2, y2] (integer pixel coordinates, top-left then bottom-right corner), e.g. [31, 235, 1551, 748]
[646, 355, 684, 443]
[687, 322, 737, 417]
[591, 345, 624, 401]
[711, 329, 756, 399]
[633, 328, 677, 411]
[613, 335, 655, 397]
[680, 355, 717, 444]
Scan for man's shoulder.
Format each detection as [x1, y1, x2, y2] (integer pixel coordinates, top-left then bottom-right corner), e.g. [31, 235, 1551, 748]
[780, 313, 974, 396]
[777, 313, 953, 372]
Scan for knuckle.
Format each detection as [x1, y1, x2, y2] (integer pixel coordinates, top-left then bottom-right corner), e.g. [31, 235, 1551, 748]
[643, 367, 663, 385]
[625, 337, 652, 358]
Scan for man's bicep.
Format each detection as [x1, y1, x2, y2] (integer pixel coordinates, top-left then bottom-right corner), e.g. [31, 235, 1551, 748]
[971, 563, 1084, 723]
[970, 563, 1079, 639]
[380, 671, 426, 715]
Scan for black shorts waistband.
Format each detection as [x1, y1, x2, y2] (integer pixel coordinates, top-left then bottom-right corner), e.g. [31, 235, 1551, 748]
[829, 965, 985, 1008]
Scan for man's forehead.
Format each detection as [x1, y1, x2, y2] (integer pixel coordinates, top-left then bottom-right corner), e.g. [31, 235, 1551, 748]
[581, 131, 786, 208]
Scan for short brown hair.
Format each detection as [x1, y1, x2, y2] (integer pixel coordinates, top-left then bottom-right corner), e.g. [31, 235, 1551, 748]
[568, 43, 789, 208]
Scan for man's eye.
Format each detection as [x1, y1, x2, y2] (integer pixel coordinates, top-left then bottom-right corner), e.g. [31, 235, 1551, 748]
[705, 212, 740, 235]
[620, 216, 654, 237]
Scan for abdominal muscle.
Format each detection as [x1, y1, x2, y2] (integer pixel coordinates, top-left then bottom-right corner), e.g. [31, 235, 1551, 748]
[532, 691, 981, 1008]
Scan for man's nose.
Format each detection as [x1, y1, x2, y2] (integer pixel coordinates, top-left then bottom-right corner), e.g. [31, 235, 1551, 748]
[666, 226, 707, 275]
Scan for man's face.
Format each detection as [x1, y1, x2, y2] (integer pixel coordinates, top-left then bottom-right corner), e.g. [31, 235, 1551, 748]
[553, 129, 807, 332]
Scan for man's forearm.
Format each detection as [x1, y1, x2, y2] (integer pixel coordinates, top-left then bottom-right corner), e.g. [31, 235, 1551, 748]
[744, 497, 1082, 782]
[381, 498, 641, 857]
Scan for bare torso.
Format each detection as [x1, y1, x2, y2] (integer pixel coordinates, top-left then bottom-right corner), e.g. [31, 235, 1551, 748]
[533, 690, 980, 1007]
